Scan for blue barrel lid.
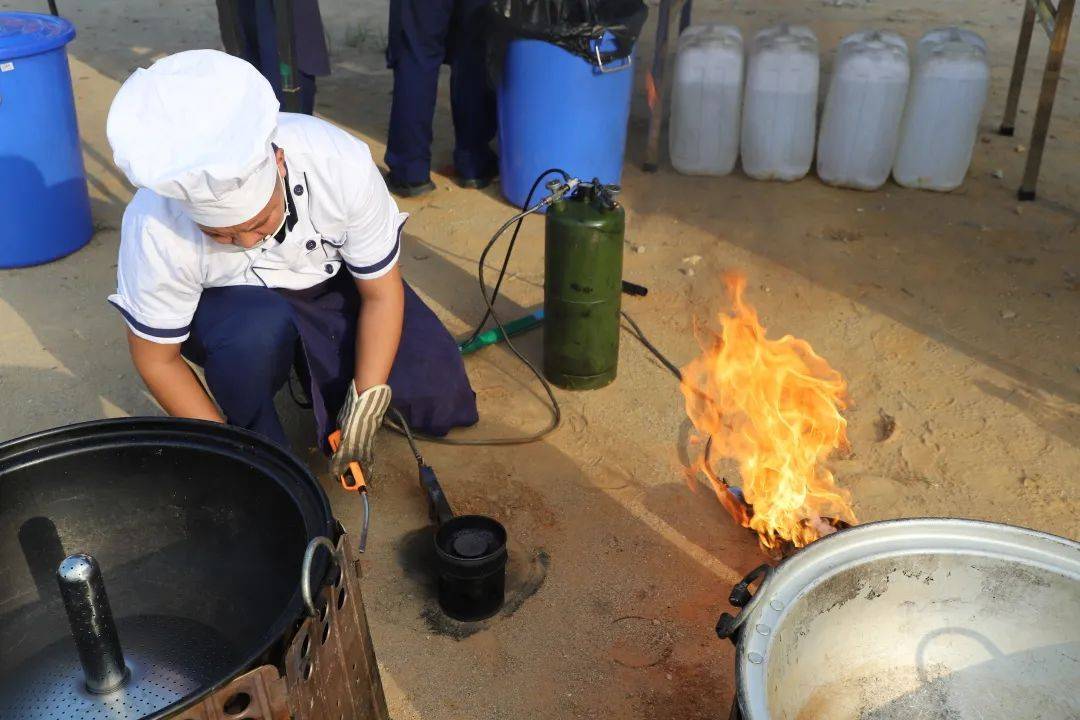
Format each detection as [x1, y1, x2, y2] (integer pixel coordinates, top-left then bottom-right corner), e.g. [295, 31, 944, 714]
[0, 12, 76, 62]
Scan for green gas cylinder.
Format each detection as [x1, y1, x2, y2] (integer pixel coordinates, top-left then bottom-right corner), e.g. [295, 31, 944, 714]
[543, 183, 624, 390]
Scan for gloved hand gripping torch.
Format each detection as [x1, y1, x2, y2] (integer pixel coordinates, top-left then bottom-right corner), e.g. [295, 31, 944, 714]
[327, 429, 371, 553]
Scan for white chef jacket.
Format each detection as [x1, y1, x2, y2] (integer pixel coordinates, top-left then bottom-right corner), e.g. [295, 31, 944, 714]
[107, 113, 405, 344]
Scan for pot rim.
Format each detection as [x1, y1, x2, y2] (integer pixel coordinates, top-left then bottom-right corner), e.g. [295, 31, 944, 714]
[0, 416, 337, 720]
[730, 517, 1080, 720]
[434, 514, 509, 568]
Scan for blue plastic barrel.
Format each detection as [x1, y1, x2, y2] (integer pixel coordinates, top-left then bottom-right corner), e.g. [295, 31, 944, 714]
[497, 35, 634, 209]
[0, 12, 92, 268]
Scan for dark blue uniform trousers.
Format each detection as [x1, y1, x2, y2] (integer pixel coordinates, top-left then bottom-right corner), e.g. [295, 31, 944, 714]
[237, 0, 330, 115]
[385, 0, 498, 184]
[181, 273, 478, 451]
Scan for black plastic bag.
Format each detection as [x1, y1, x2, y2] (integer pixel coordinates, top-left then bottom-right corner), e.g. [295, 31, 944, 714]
[490, 0, 648, 68]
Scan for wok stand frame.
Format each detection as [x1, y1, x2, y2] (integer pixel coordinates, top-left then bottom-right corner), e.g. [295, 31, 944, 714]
[175, 533, 389, 720]
[177, 666, 289, 720]
[284, 533, 389, 720]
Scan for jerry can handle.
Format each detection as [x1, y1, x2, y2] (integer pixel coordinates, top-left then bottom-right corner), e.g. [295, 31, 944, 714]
[591, 37, 632, 74]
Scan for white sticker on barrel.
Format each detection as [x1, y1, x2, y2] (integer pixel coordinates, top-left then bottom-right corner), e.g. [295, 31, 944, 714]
[0, 62, 14, 72]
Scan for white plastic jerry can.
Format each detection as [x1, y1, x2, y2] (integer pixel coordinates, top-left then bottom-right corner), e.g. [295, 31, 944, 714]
[817, 30, 910, 190]
[893, 27, 990, 191]
[669, 24, 744, 176]
[918, 26, 988, 56]
[740, 24, 819, 182]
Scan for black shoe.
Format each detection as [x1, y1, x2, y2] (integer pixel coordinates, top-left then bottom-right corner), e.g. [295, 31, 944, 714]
[384, 172, 435, 198]
[458, 174, 496, 190]
[457, 162, 499, 190]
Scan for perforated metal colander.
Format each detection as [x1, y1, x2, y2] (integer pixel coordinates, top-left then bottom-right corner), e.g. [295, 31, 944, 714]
[0, 615, 237, 720]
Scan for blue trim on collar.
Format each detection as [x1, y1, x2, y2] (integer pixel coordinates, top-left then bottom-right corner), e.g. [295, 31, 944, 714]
[108, 300, 191, 339]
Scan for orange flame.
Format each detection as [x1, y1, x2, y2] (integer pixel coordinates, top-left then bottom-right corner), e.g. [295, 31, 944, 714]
[680, 274, 857, 551]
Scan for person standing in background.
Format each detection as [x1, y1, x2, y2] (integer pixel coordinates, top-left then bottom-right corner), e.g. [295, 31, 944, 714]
[384, 0, 498, 197]
[231, 0, 330, 115]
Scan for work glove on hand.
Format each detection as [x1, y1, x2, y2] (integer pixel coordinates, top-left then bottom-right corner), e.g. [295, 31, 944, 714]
[330, 383, 392, 479]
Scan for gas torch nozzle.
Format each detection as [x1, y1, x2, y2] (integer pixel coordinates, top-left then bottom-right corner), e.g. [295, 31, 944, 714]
[328, 429, 371, 553]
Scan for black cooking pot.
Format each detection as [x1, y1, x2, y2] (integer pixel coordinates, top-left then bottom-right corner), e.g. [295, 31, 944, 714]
[435, 515, 508, 621]
[0, 418, 336, 720]
[419, 465, 508, 622]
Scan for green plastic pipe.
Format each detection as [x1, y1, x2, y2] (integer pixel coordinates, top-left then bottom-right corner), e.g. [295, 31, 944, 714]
[458, 309, 544, 355]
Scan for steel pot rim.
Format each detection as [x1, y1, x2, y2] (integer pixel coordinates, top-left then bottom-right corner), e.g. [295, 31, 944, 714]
[729, 517, 1080, 720]
[0, 416, 338, 720]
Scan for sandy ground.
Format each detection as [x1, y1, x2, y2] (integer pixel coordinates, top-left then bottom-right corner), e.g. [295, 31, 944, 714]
[1, 0, 1078, 717]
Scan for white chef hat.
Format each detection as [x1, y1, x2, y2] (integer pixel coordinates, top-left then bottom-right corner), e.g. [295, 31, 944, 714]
[107, 49, 280, 227]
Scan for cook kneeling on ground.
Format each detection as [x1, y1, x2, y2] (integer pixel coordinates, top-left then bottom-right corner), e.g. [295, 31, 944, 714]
[105, 49, 478, 475]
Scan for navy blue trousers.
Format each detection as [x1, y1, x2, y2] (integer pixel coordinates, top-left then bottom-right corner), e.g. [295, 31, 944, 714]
[385, 0, 498, 184]
[181, 275, 478, 451]
[237, 0, 327, 115]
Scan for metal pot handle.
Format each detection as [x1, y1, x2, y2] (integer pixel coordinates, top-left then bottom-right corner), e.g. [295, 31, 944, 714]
[301, 536, 342, 617]
[715, 564, 773, 642]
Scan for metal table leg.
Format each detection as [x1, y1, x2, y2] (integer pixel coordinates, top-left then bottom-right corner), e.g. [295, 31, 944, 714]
[644, 0, 691, 172]
[1000, 0, 1038, 136]
[644, 0, 675, 172]
[678, 0, 692, 35]
[1019, 0, 1075, 200]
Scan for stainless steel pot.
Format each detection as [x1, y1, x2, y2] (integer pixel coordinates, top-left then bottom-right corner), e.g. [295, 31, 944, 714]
[717, 518, 1080, 720]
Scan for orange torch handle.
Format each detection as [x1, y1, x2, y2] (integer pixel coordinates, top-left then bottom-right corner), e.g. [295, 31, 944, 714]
[328, 430, 367, 493]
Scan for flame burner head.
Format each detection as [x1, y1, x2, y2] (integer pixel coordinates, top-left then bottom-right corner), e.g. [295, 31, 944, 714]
[728, 486, 852, 560]
[680, 275, 858, 551]
[772, 519, 852, 560]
